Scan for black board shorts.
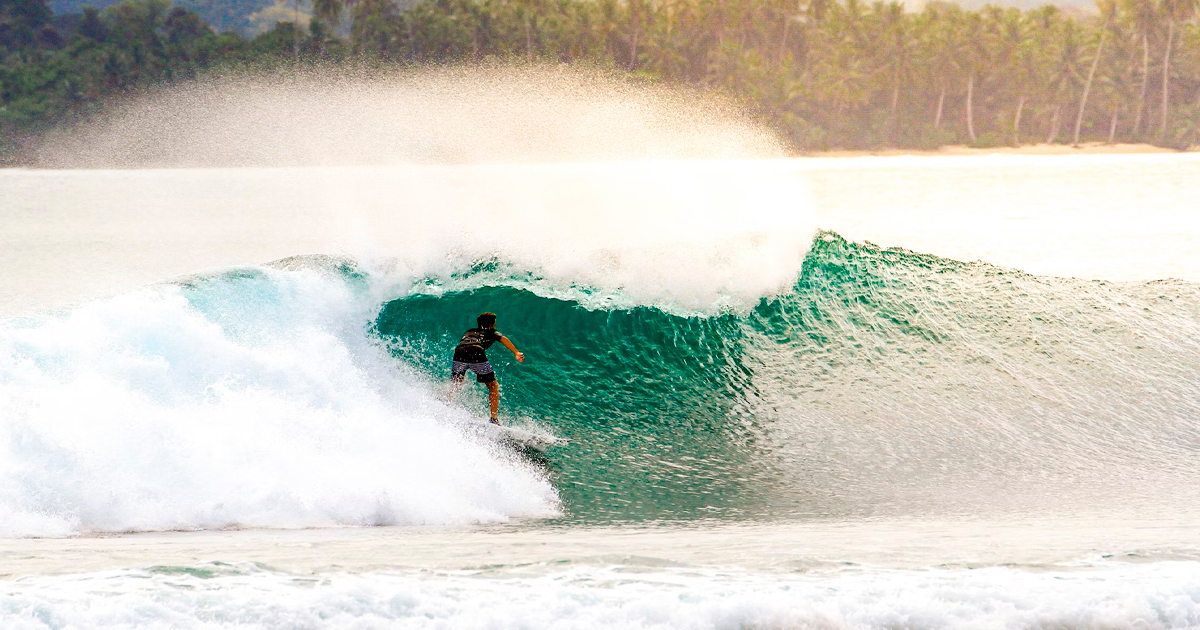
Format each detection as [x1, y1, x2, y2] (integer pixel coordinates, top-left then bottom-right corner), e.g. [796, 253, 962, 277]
[452, 360, 495, 383]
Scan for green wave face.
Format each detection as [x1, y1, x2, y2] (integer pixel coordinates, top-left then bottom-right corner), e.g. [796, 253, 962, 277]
[377, 285, 766, 523]
[377, 234, 1200, 524]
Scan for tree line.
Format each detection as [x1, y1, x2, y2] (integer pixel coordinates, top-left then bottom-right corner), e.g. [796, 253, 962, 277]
[3, 0, 1198, 159]
[0, 0, 334, 157]
[350, 0, 1199, 148]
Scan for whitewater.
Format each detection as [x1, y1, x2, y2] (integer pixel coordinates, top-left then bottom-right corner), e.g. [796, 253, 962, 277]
[4, 67, 1200, 628]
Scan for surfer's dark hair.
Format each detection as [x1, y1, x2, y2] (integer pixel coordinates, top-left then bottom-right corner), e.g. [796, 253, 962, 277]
[478, 312, 497, 328]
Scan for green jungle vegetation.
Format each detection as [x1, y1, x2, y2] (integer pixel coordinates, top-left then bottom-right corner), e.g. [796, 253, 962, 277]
[2, 0, 1199, 161]
[49, 0, 299, 35]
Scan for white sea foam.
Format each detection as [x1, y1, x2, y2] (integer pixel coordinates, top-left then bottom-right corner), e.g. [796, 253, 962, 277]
[2, 561, 1199, 629]
[0, 267, 558, 537]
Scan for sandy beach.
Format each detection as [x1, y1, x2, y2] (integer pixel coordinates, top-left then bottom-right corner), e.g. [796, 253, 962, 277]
[809, 142, 1192, 157]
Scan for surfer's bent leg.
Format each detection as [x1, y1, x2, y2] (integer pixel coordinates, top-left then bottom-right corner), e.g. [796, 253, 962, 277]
[469, 362, 499, 423]
[486, 381, 500, 424]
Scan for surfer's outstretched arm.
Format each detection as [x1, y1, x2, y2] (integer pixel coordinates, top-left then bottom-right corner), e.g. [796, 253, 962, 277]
[500, 336, 524, 363]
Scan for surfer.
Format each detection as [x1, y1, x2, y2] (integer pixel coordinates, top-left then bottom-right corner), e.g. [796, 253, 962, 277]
[449, 312, 524, 424]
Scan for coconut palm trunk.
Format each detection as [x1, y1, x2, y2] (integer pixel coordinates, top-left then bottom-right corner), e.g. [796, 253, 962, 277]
[935, 85, 946, 129]
[1133, 33, 1149, 138]
[293, 0, 301, 63]
[1073, 24, 1107, 145]
[966, 74, 976, 142]
[1014, 96, 1025, 145]
[777, 15, 790, 65]
[628, 0, 642, 70]
[1159, 19, 1175, 140]
[525, 13, 533, 60]
[313, 0, 344, 57]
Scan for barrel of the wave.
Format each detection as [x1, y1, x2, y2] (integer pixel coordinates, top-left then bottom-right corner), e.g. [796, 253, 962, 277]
[375, 285, 767, 523]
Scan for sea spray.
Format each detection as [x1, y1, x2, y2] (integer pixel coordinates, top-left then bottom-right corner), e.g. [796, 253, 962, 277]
[0, 160, 818, 318]
[0, 267, 558, 537]
[29, 65, 786, 169]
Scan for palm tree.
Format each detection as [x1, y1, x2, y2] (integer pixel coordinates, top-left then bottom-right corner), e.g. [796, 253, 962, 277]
[350, 0, 400, 58]
[1008, 10, 1041, 144]
[1043, 15, 1084, 143]
[1119, 0, 1157, 138]
[961, 12, 987, 142]
[1159, 0, 1199, 139]
[1074, 0, 1116, 144]
[1096, 13, 1139, 141]
[919, 4, 963, 132]
[312, 0, 344, 55]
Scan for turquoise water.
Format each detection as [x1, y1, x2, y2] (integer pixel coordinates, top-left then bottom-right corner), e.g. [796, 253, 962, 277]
[377, 281, 758, 522]
[371, 232, 1200, 525]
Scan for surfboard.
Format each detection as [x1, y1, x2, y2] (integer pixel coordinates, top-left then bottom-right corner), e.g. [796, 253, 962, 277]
[474, 419, 570, 449]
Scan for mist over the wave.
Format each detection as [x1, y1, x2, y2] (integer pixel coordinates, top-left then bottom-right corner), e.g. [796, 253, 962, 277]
[28, 65, 787, 169]
[0, 160, 817, 318]
[4, 64, 813, 318]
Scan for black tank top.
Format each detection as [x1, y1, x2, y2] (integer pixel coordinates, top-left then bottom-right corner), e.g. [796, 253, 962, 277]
[453, 328, 503, 363]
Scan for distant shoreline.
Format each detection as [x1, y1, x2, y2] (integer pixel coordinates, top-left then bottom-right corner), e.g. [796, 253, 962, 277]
[803, 143, 1195, 158]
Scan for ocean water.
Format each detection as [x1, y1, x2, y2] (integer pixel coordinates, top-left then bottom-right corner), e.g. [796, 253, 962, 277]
[3, 152, 1200, 628]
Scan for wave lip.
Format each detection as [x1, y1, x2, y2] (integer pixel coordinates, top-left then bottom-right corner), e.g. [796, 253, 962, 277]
[0, 267, 558, 538]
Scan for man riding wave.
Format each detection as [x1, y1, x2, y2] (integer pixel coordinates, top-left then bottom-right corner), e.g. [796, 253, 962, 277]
[448, 312, 524, 424]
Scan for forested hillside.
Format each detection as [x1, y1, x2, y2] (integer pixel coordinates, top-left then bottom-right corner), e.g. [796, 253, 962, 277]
[48, 0, 279, 34]
[2, 0, 1198, 161]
